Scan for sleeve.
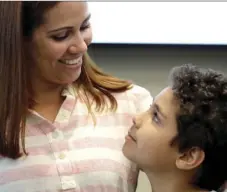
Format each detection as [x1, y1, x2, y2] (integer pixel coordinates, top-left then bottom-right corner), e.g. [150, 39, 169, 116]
[132, 85, 153, 113]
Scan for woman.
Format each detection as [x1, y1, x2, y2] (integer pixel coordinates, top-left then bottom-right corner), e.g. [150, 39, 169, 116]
[0, 1, 153, 192]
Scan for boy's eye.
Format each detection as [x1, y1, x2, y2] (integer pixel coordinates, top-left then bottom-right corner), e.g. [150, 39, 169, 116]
[152, 111, 160, 124]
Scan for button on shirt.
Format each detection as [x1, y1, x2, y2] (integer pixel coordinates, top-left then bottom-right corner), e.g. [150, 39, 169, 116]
[0, 84, 153, 192]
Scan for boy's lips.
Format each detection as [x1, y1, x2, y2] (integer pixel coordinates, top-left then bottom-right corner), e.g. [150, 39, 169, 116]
[127, 131, 137, 142]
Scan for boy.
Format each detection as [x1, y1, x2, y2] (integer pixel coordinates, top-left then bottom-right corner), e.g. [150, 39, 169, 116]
[123, 64, 227, 192]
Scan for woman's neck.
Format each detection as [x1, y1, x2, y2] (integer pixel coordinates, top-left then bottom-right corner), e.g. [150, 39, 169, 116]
[31, 76, 66, 105]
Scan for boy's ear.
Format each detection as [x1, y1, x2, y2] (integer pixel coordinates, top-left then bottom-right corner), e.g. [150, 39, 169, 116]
[175, 147, 205, 170]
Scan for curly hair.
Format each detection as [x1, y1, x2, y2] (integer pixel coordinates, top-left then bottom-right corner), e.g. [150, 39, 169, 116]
[168, 64, 227, 191]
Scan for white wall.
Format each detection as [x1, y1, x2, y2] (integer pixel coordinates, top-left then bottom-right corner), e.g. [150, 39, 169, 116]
[88, 2, 227, 45]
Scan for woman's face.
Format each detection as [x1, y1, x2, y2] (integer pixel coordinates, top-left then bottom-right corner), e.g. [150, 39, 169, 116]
[29, 2, 92, 85]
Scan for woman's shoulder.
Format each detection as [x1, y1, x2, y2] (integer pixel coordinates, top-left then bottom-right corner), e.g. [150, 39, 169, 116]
[116, 84, 153, 113]
[126, 84, 152, 97]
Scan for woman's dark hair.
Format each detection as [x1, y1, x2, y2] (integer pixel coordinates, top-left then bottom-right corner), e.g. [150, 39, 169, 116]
[0, 2, 132, 159]
[169, 64, 227, 191]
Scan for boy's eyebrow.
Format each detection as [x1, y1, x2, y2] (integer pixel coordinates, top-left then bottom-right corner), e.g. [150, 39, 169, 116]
[154, 103, 167, 119]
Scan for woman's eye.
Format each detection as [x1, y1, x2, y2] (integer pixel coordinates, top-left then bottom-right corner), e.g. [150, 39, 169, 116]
[52, 31, 70, 41]
[80, 23, 90, 31]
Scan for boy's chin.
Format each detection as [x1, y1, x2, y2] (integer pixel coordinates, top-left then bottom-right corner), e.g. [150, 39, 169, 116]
[122, 143, 135, 161]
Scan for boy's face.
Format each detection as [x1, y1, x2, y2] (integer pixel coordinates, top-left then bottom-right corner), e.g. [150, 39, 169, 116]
[123, 87, 180, 172]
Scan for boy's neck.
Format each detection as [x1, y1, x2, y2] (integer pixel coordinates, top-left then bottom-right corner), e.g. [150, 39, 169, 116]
[145, 171, 208, 192]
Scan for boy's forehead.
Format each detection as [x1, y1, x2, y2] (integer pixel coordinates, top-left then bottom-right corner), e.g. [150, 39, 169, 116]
[154, 87, 179, 117]
[154, 87, 174, 104]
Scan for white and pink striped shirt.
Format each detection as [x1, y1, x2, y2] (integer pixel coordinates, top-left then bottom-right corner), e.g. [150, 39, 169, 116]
[0, 84, 153, 192]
